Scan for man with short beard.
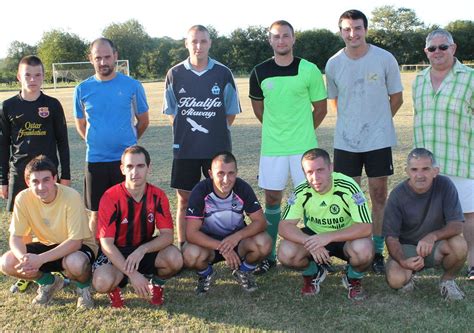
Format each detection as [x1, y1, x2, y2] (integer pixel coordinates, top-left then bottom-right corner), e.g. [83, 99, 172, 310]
[74, 38, 150, 237]
[249, 20, 327, 275]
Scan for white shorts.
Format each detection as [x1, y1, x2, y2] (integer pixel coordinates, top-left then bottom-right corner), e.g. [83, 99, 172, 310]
[258, 155, 306, 191]
[446, 175, 474, 213]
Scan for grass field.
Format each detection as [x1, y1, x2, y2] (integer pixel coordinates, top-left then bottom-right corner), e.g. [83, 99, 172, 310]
[0, 75, 473, 331]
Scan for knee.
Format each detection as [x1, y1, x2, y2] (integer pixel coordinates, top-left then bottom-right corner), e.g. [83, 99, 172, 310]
[385, 259, 409, 289]
[277, 241, 299, 267]
[63, 252, 90, 277]
[92, 272, 115, 293]
[160, 246, 183, 274]
[0, 251, 18, 275]
[348, 239, 374, 266]
[255, 232, 272, 256]
[183, 245, 203, 269]
[447, 235, 468, 259]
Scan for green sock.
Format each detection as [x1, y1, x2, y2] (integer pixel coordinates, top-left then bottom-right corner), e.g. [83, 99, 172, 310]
[152, 277, 166, 286]
[373, 235, 385, 254]
[302, 261, 319, 277]
[75, 279, 91, 289]
[347, 265, 365, 280]
[35, 272, 54, 286]
[265, 204, 281, 261]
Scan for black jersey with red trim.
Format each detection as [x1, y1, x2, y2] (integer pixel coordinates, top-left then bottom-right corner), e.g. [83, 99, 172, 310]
[97, 182, 173, 248]
[0, 92, 70, 184]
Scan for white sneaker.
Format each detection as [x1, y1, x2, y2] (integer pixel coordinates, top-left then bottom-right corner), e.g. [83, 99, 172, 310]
[32, 275, 64, 306]
[440, 280, 465, 300]
[77, 286, 94, 309]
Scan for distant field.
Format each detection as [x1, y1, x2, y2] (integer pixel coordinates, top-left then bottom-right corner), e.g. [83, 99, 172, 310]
[1, 74, 473, 332]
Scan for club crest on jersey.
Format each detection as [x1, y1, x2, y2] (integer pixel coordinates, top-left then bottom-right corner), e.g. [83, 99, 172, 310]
[287, 192, 296, 206]
[211, 83, 220, 95]
[38, 107, 49, 118]
[330, 204, 340, 215]
[352, 192, 366, 206]
[147, 212, 154, 223]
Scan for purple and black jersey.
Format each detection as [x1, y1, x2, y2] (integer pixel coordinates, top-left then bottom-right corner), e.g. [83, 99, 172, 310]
[186, 178, 262, 239]
[163, 58, 241, 159]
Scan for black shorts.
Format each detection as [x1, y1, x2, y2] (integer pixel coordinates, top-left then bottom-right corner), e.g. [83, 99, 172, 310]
[171, 158, 212, 191]
[6, 170, 27, 212]
[92, 246, 159, 288]
[302, 227, 348, 261]
[26, 242, 95, 273]
[333, 147, 394, 178]
[84, 161, 124, 211]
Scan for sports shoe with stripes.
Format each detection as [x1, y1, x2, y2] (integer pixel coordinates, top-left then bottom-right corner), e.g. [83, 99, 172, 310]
[342, 274, 367, 301]
[195, 270, 217, 295]
[108, 287, 125, 308]
[301, 264, 328, 296]
[232, 269, 258, 292]
[150, 284, 164, 306]
[32, 275, 64, 306]
[440, 280, 465, 301]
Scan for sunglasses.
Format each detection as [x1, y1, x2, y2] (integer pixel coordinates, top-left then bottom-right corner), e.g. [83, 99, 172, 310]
[427, 44, 450, 52]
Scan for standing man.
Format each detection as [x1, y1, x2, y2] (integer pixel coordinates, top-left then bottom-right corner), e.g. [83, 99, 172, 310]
[0, 155, 97, 308]
[383, 148, 467, 300]
[0, 55, 70, 293]
[93, 146, 182, 308]
[183, 152, 271, 294]
[163, 25, 241, 248]
[74, 38, 149, 235]
[249, 20, 327, 274]
[412, 29, 473, 279]
[0, 55, 70, 212]
[278, 148, 373, 300]
[325, 9, 403, 274]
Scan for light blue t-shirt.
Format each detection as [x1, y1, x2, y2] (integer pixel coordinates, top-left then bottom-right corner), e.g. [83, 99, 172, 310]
[74, 73, 149, 162]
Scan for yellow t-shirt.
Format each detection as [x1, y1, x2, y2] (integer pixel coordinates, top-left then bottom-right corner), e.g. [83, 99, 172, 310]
[10, 184, 97, 255]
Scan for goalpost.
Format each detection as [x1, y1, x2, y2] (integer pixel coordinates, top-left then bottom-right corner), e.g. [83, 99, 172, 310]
[52, 60, 129, 90]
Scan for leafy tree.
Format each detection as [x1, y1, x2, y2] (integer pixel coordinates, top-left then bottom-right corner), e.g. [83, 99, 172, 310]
[1, 41, 37, 83]
[445, 20, 474, 61]
[138, 37, 180, 79]
[102, 19, 152, 77]
[295, 29, 344, 71]
[37, 30, 88, 80]
[227, 26, 271, 74]
[368, 6, 427, 64]
[370, 6, 424, 32]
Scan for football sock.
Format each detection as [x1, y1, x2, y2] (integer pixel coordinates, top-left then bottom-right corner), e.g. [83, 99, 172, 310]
[198, 265, 213, 277]
[303, 260, 319, 277]
[373, 235, 385, 254]
[35, 272, 54, 286]
[75, 279, 91, 289]
[265, 204, 281, 261]
[239, 261, 256, 272]
[347, 265, 364, 280]
[152, 277, 167, 286]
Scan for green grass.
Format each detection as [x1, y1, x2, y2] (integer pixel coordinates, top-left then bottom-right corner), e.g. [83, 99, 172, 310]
[1, 76, 473, 331]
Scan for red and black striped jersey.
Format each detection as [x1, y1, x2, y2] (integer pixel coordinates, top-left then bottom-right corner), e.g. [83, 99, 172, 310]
[97, 182, 173, 248]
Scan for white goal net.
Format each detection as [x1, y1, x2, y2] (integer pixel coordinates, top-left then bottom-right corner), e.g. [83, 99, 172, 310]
[52, 60, 129, 89]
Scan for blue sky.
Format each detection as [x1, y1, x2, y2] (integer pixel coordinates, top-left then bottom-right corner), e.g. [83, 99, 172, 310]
[1, 0, 472, 58]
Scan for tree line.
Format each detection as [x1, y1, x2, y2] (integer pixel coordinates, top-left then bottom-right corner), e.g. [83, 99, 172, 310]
[0, 5, 472, 83]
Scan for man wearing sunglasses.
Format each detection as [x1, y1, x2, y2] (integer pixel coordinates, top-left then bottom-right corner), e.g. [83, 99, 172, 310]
[413, 29, 474, 281]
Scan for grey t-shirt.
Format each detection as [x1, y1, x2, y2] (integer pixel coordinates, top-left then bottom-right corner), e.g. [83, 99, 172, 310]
[383, 175, 464, 245]
[325, 45, 403, 152]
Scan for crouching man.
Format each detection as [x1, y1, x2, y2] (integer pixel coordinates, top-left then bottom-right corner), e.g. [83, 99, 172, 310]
[0, 155, 97, 308]
[183, 152, 271, 295]
[278, 148, 374, 300]
[383, 148, 467, 300]
[92, 146, 182, 308]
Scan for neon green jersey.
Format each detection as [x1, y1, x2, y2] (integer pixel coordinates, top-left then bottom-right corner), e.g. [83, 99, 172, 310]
[282, 172, 372, 233]
[249, 57, 327, 156]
